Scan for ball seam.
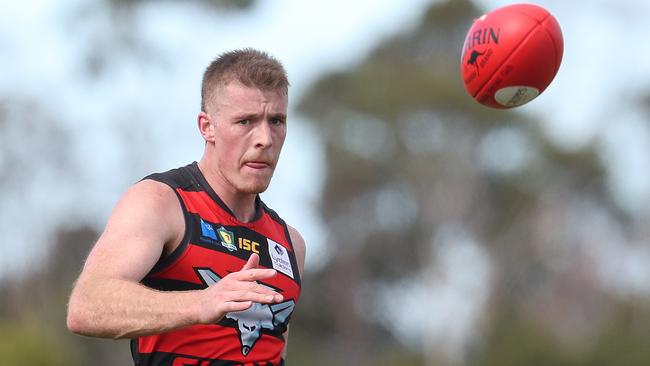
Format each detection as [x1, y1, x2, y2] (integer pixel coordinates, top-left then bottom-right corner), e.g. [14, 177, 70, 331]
[473, 13, 551, 100]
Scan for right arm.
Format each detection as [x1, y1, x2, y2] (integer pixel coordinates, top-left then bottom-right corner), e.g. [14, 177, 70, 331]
[66, 179, 282, 339]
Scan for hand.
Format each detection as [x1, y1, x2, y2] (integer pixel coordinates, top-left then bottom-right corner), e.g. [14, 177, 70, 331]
[196, 253, 283, 324]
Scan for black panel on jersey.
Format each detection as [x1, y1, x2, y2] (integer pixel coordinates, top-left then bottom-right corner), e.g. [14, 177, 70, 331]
[132, 350, 283, 366]
[189, 214, 292, 279]
[142, 277, 204, 292]
[142, 163, 202, 192]
[260, 201, 301, 286]
[131, 347, 283, 366]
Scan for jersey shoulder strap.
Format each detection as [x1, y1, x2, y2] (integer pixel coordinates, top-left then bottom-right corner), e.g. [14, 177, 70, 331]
[142, 162, 199, 191]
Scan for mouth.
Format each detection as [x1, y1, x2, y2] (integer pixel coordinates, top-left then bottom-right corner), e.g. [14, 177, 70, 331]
[244, 161, 272, 170]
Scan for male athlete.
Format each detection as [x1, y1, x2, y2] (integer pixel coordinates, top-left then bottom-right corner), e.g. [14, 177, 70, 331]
[67, 48, 305, 366]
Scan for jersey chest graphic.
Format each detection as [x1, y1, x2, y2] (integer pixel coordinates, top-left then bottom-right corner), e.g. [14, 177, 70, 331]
[196, 268, 295, 356]
[147, 214, 301, 360]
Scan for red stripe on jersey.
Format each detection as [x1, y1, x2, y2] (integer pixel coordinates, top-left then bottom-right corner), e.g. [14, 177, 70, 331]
[138, 325, 284, 364]
[149, 244, 300, 298]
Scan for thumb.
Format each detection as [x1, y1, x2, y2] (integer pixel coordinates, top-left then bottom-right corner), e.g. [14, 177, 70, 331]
[241, 253, 260, 271]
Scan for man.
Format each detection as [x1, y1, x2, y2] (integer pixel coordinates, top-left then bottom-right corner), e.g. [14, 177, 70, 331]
[67, 48, 305, 366]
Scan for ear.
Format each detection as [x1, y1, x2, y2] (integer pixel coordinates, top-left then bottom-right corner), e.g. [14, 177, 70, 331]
[197, 111, 215, 142]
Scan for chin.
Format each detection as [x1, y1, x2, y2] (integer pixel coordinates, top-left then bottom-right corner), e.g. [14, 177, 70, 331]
[238, 180, 271, 194]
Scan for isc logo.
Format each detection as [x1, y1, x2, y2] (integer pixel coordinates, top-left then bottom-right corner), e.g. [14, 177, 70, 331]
[238, 237, 259, 254]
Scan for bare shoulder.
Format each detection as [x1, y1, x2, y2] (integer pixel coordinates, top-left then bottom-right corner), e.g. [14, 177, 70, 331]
[81, 179, 184, 282]
[106, 179, 182, 241]
[122, 178, 179, 209]
[125, 179, 180, 216]
[287, 225, 306, 276]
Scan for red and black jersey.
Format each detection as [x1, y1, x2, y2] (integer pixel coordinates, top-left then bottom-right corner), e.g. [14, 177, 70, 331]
[131, 162, 301, 366]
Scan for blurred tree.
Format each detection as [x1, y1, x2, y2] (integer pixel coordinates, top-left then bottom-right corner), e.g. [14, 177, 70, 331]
[0, 226, 137, 366]
[0, 99, 71, 192]
[0, 321, 78, 366]
[467, 310, 579, 366]
[295, 0, 649, 365]
[583, 301, 650, 366]
[69, 0, 255, 78]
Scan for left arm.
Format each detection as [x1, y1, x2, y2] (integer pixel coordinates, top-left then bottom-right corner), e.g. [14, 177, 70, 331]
[283, 224, 306, 359]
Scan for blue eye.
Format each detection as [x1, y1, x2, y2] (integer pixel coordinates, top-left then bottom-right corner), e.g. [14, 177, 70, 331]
[238, 119, 250, 125]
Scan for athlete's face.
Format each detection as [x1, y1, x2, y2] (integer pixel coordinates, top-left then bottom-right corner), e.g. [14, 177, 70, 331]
[202, 82, 287, 194]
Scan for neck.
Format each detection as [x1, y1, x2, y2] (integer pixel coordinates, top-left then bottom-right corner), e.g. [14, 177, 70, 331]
[197, 158, 258, 223]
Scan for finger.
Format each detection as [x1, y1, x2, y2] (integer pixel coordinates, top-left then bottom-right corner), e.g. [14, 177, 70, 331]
[231, 268, 277, 282]
[236, 281, 280, 295]
[229, 290, 284, 304]
[220, 301, 253, 313]
[219, 280, 279, 296]
[241, 253, 260, 271]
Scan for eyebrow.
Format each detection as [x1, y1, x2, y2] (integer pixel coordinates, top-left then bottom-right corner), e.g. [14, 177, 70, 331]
[232, 112, 286, 119]
[269, 113, 287, 121]
[232, 113, 258, 120]
[230, 112, 287, 123]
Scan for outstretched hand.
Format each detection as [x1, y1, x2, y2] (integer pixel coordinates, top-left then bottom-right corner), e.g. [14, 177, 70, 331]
[196, 253, 283, 324]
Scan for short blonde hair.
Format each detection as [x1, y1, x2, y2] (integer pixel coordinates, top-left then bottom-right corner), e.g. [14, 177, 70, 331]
[201, 48, 289, 112]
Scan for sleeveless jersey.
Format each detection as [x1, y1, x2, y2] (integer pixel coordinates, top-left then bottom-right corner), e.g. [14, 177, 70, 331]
[131, 162, 301, 366]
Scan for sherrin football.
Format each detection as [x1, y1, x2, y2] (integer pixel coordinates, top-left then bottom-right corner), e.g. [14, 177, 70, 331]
[460, 3, 564, 108]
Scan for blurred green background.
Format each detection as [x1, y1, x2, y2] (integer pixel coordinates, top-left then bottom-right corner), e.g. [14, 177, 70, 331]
[2, 0, 650, 365]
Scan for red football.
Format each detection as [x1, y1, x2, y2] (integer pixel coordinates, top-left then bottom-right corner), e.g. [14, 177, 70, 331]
[460, 3, 563, 108]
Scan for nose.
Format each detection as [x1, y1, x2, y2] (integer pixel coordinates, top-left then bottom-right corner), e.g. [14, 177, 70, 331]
[254, 121, 273, 149]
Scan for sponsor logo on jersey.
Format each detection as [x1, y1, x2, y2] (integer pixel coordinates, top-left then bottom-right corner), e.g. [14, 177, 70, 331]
[199, 219, 218, 241]
[238, 237, 260, 254]
[217, 227, 237, 252]
[268, 239, 294, 279]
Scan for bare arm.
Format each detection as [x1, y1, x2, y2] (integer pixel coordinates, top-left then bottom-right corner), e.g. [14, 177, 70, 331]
[66, 180, 283, 339]
[282, 224, 307, 358]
